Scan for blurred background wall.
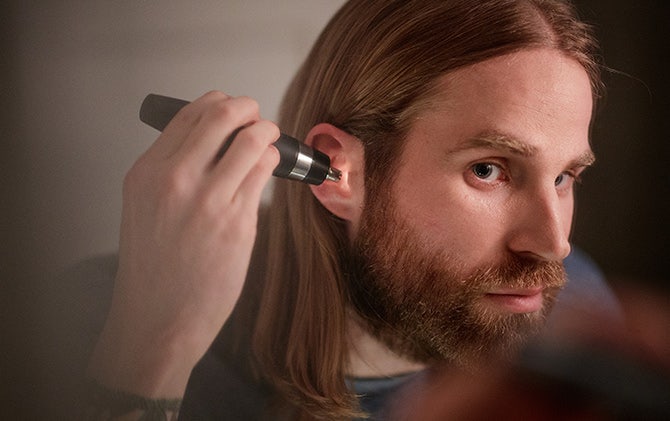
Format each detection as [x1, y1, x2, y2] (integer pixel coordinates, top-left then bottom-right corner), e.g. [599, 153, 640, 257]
[570, 1, 669, 287]
[2, 1, 348, 416]
[3, 0, 346, 294]
[2, 0, 668, 416]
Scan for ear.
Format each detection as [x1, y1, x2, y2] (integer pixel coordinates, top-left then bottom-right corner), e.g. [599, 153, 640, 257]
[305, 123, 364, 225]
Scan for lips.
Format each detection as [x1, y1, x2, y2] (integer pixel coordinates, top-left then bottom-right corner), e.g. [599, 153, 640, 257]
[483, 287, 545, 313]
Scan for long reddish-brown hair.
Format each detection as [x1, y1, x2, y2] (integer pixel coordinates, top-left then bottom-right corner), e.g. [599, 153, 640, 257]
[224, 0, 603, 419]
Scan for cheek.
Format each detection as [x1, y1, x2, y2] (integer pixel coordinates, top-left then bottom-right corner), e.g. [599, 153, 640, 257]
[394, 182, 504, 250]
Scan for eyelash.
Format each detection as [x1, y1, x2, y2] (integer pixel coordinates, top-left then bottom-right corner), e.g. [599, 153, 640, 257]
[555, 170, 583, 190]
[468, 161, 508, 186]
[467, 161, 584, 192]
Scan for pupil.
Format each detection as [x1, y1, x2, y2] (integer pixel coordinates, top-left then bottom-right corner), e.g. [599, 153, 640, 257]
[474, 164, 492, 178]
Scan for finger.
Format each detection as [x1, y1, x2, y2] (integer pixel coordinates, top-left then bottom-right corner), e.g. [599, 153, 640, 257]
[175, 96, 262, 169]
[232, 143, 280, 209]
[207, 119, 280, 202]
[143, 91, 232, 161]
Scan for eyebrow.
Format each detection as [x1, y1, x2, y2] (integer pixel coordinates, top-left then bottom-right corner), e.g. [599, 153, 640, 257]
[448, 131, 596, 167]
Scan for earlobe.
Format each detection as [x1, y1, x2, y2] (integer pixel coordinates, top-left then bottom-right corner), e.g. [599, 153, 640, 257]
[305, 123, 364, 223]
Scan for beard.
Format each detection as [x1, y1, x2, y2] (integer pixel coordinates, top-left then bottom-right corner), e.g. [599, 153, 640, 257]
[345, 192, 566, 368]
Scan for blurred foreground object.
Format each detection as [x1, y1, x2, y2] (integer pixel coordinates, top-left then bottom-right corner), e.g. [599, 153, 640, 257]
[390, 283, 670, 420]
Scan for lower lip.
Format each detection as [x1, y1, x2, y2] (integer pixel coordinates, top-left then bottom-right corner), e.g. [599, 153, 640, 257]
[483, 291, 544, 314]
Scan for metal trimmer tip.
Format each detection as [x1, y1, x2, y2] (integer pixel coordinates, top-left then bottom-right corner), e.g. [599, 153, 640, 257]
[326, 167, 342, 183]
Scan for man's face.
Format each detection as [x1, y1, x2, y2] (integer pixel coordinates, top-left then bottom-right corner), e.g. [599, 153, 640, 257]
[347, 48, 594, 366]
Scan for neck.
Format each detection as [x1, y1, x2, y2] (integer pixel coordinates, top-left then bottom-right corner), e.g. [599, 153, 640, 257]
[345, 316, 425, 378]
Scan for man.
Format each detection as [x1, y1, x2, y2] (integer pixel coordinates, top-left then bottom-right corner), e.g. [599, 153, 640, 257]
[86, 0, 614, 419]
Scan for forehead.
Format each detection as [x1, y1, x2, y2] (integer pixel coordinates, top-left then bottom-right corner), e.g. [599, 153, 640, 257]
[408, 48, 594, 153]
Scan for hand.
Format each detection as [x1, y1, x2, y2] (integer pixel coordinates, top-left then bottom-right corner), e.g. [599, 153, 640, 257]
[88, 91, 280, 397]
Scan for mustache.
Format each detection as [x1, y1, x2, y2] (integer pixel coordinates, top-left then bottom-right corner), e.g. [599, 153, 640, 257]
[467, 255, 567, 292]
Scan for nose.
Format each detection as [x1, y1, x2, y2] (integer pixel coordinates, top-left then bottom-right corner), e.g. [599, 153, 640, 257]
[507, 186, 572, 262]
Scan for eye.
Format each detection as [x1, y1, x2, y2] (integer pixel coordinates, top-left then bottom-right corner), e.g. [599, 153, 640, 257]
[471, 162, 504, 182]
[554, 171, 579, 191]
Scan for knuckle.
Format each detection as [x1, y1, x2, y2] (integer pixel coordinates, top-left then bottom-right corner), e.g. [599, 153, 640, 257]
[258, 119, 281, 139]
[191, 91, 233, 124]
[242, 120, 281, 149]
[204, 100, 237, 123]
[236, 96, 260, 115]
[159, 163, 194, 202]
[200, 95, 261, 131]
[201, 90, 229, 102]
[246, 129, 271, 150]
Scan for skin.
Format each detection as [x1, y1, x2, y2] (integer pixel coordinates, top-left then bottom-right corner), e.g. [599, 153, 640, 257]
[88, 92, 280, 397]
[89, 48, 593, 401]
[393, 49, 593, 272]
[312, 48, 595, 376]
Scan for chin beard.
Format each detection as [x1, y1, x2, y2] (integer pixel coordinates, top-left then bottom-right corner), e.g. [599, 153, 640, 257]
[345, 200, 566, 369]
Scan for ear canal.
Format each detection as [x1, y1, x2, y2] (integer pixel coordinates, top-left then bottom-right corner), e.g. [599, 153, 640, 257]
[305, 124, 365, 223]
